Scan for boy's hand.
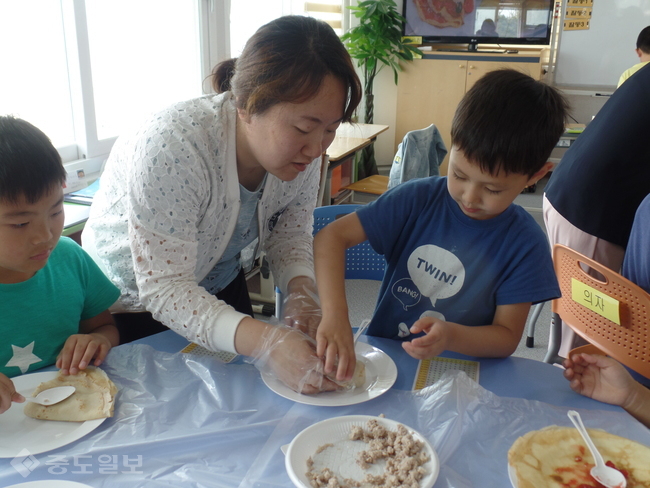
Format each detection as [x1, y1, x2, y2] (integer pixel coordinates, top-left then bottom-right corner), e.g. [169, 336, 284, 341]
[56, 333, 113, 375]
[402, 316, 452, 360]
[563, 353, 637, 407]
[316, 316, 355, 382]
[0, 373, 25, 414]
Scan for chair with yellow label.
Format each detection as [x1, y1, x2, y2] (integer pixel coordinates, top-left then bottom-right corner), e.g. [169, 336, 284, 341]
[543, 244, 650, 380]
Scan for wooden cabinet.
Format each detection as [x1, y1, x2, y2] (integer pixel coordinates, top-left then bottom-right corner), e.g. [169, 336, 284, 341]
[395, 51, 544, 175]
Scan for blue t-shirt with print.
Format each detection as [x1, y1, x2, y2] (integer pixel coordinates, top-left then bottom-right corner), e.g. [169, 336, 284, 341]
[356, 176, 560, 339]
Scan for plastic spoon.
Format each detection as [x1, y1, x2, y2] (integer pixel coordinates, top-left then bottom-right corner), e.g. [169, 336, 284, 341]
[28, 386, 76, 406]
[353, 319, 371, 346]
[567, 410, 627, 488]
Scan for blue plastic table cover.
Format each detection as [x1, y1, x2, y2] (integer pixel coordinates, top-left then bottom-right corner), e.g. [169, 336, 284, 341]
[0, 343, 647, 488]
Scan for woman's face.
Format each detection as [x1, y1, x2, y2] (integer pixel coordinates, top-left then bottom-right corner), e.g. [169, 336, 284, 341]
[237, 74, 347, 182]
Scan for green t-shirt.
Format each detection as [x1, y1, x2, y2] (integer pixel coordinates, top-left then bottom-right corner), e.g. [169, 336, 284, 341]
[1, 237, 120, 378]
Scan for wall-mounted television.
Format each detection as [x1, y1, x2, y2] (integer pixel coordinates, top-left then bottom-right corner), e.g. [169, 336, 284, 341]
[402, 0, 553, 51]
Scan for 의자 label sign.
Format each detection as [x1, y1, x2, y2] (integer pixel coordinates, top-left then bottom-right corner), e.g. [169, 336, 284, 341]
[571, 278, 621, 325]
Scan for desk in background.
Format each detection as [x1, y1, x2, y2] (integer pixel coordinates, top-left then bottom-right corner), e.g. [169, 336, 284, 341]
[549, 124, 586, 169]
[321, 123, 389, 206]
[62, 202, 91, 244]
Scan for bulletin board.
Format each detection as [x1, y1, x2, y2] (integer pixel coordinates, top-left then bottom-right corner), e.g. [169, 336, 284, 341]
[553, 0, 650, 88]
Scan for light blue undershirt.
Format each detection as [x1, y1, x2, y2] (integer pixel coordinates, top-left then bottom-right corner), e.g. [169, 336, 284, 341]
[199, 175, 266, 294]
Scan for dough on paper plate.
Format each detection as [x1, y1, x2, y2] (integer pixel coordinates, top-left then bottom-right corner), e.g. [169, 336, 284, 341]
[508, 426, 650, 488]
[327, 358, 366, 389]
[24, 367, 118, 422]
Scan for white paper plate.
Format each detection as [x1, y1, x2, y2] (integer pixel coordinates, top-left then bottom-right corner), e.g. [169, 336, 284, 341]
[508, 463, 518, 487]
[285, 415, 439, 488]
[5, 481, 93, 488]
[261, 342, 397, 406]
[0, 372, 106, 458]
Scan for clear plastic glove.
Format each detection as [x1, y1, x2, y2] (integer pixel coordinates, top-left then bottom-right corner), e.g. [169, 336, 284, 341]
[247, 321, 339, 395]
[282, 278, 322, 339]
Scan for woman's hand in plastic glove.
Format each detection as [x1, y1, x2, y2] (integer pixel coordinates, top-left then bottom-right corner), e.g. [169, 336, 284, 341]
[316, 314, 356, 382]
[248, 321, 339, 394]
[402, 316, 451, 360]
[282, 277, 322, 339]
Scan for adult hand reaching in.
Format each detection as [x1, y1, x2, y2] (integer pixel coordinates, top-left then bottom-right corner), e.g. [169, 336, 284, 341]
[282, 277, 322, 339]
[249, 322, 339, 394]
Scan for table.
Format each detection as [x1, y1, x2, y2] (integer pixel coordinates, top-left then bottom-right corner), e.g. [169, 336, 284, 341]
[321, 123, 389, 206]
[1, 329, 646, 487]
[62, 202, 91, 243]
[132, 330, 621, 411]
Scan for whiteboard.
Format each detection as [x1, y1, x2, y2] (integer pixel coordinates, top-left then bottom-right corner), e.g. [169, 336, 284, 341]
[554, 1, 650, 88]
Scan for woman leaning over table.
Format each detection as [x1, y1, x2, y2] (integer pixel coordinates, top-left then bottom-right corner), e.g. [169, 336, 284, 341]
[81, 16, 362, 393]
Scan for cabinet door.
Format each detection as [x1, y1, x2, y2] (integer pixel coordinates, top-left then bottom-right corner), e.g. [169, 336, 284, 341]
[395, 59, 467, 176]
[465, 61, 541, 91]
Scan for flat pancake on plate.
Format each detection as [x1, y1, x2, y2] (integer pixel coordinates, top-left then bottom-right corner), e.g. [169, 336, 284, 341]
[24, 367, 117, 422]
[508, 426, 650, 488]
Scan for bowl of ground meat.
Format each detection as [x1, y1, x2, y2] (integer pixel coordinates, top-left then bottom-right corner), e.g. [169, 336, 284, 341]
[285, 415, 439, 488]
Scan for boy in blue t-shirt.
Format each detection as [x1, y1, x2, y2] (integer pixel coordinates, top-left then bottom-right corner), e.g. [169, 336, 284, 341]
[0, 116, 120, 414]
[314, 70, 568, 381]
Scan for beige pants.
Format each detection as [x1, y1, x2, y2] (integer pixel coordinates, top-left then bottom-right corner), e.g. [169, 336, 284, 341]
[542, 195, 626, 358]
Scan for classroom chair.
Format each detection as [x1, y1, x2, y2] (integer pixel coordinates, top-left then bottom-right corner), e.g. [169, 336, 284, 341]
[341, 174, 389, 204]
[387, 124, 447, 190]
[341, 124, 448, 204]
[274, 205, 386, 319]
[543, 244, 650, 380]
[523, 302, 544, 348]
[313, 204, 386, 281]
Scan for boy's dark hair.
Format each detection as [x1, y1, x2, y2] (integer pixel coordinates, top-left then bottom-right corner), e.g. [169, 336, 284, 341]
[451, 69, 568, 176]
[0, 116, 66, 204]
[637, 26, 650, 54]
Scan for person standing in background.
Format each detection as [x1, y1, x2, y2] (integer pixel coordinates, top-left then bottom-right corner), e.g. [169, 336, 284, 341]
[543, 63, 650, 358]
[617, 26, 650, 87]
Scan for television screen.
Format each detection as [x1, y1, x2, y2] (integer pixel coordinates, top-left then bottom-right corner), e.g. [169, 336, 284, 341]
[402, 0, 552, 48]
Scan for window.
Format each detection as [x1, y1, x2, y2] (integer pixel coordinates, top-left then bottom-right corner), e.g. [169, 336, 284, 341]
[0, 0, 207, 167]
[0, 0, 343, 170]
[85, 1, 203, 141]
[229, 0, 344, 56]
[0, 1, 77, 159]
[305, 0, 344, 34]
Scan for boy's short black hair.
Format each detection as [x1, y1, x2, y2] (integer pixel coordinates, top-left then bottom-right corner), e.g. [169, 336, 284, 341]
[637, 26, 650, 54]
[0, 116, 66, 204]
[451, 69, 568, 177]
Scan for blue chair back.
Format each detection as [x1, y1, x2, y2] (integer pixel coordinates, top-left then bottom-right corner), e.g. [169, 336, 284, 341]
[313, 205, 386, 281]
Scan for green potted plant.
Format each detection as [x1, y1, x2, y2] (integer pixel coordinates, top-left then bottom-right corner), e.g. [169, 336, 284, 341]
[341, 0, 421, 178]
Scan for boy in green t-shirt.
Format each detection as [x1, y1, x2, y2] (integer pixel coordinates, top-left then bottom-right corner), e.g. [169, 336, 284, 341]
[0, 116, 120, 414]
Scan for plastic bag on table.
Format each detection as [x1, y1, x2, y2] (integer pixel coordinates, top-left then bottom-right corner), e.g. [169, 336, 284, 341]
[0, 344, 294, 488]
[239, 370, 650, 488]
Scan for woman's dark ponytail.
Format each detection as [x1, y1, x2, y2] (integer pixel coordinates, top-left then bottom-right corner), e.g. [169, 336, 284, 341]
[211, 58, 237, 93]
